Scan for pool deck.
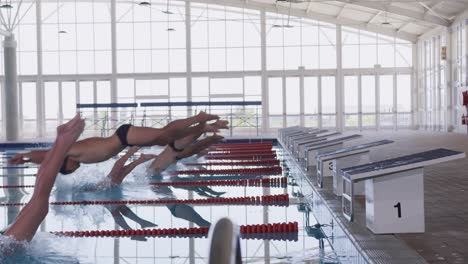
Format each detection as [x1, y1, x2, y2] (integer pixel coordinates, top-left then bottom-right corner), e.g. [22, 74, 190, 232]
[282, 130, 468, 264]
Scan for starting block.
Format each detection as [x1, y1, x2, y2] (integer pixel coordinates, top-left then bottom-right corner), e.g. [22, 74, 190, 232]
[279, 126, 303, 142]
[293, 132, 340, 158]
[315, 140, 394, 192]
[304, 135, 362, 171]
[341, 148, 465, 234]
[284, 129, 327, 149]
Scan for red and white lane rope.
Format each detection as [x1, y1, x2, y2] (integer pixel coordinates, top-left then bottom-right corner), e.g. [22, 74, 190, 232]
[184, 159, 280, 167]
[51, 221, 299, 241]
[205, 153, 277, 160]
[150, 177, 287, 188]
[175, 166, 282, 175]
[0, 194, 290, 207]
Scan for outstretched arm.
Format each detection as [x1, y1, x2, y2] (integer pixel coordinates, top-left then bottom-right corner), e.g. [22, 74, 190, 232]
[172, 120, 229, 150]
[107, 147, 157, 185]
[106, 146, 140, 179]
[176, 135, 224, 160]
[4, 114, 85, 242]
[8, 150, 48, 165]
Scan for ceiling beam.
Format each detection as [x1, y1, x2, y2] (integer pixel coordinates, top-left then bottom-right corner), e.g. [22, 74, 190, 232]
[397, 21, 412, 33]
[187, 0, 418, 42]
[336, 4, 347, 19]
[368, 10, 382, 24]
[334, 0, 450, 27]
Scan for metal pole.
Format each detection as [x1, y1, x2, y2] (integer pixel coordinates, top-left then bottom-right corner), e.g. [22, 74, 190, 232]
[3, 34, 19, 141]
[36, 0, 45, 137]
[186, 0, 193, 118]
[111, 0, 118, 128]
[336, 25, 344, 132]
[445, 28, 453, 131]
[260, 10, 268, 134]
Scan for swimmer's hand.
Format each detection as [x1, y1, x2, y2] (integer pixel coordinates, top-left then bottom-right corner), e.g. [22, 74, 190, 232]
[8, 153, 29, 165]
[56, 114, 85, 145]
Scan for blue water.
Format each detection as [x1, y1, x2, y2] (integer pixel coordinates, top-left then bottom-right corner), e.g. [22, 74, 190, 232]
[0, 145, 339, 263]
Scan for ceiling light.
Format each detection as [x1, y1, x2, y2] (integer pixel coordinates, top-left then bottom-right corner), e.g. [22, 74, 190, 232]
[0, 4, 13, 9]
[58, 30, 67, 34]
[162, 10, 173, 15]
[138, 1, 151, 6]
[167, 28, 175, 31]
[272, 24, 294, 28]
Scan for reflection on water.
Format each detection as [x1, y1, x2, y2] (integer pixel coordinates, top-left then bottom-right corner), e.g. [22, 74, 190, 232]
[0, 147, 339, 263]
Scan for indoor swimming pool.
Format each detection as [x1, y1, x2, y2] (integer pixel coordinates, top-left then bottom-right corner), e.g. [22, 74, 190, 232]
[0, 142, 341, 264]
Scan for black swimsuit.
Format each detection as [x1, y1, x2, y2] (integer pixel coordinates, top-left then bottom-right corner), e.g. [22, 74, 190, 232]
[116, 124, 133, 146]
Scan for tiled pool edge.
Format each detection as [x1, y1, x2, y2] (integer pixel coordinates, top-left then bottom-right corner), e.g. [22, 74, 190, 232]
[279, 139, 372, 264]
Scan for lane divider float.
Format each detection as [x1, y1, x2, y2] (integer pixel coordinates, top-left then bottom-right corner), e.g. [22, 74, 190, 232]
[150, 177, 287, 188]
[0, 194, 290, 207]
[205, 154, 277, 160]
[175, 166, 282, 175]
[184, 159, 280, 167]
[51, 221, 298, 241]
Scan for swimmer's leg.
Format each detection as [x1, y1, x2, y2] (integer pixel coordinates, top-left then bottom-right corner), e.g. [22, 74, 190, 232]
[119, 206, 157, 228]
[109, 207, 148, 241]
[168, 204, 211, 227]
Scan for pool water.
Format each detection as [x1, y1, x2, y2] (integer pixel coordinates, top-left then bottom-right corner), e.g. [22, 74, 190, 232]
[0, 144, 339, 263]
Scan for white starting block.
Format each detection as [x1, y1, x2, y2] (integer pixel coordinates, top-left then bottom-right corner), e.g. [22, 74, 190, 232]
[341, 148, 465, 234]
[304, 135, 362, 171]
[293, 132, 340, 158]
[279, 126, 303, 142]
[315, 140, 394, 192]
[287, 130, 328, 150]
[283, 129, 319, 149]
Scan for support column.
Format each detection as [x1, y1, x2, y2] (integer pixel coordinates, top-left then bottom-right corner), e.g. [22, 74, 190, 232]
[110, 0, 118, 126]
[3, 34, 19, 141]
[336, 25, 344, 132]
[299, 66, 305, 126]
[185, 0, 193, 117]
[36, 0, 45, 137]
[261, 10, 268, 134]
[446, 28, 454, 131]
[412, 42, 419, 130]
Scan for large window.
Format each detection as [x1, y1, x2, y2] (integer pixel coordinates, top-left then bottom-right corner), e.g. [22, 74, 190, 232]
[268, 77, 283, 128]
[42, 1, 111, 74]
[266, 14, 336, 70]
[304, 77, 319, 127]
[116, 0, 185, 73]
[342, 27, 412, 69]
[344, 76, 359, 128]
[2, 1, 416, 139]
[321, 76, 336, 128]
[191, 4, 261, 72]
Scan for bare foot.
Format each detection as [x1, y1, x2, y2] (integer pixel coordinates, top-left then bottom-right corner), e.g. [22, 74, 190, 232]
[203, 123, 220, 133]
[197, 111, 219, 122]
[212, 120, 229, 130]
